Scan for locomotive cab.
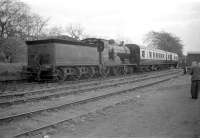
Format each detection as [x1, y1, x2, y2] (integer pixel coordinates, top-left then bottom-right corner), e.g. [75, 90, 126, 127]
[125, 44, 140, 65]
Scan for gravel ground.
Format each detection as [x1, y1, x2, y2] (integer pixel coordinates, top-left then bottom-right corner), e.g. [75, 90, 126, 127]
[50, 74, 200, 138]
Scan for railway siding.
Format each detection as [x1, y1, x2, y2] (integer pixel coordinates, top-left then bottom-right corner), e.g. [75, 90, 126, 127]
[0, 69, 179, 101]
[0, 69, 177, 94]
[0, 70, 182, 138]
[0, 72, 178, 109]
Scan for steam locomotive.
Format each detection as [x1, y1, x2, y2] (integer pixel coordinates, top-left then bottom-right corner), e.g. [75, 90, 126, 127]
[26, 38, 178, 81]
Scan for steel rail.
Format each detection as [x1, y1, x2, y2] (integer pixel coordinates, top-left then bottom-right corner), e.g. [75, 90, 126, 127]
[11, 73, 180, 138]
[0, 70, 180, 107]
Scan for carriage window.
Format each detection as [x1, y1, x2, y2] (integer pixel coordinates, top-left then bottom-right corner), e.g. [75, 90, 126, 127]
[170, 55, 172, 60]
[142, 51, 145, 58]
[149, 52, 152, 58]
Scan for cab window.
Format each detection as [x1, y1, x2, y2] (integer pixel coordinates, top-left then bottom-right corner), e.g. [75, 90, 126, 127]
[149, 52, 152, 58]
[156, 53, 158, 58]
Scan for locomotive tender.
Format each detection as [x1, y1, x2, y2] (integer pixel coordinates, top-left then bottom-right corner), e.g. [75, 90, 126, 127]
[26, 38, 178, 81]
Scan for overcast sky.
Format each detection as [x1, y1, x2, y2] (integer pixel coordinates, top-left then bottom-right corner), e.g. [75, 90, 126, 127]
[22, 0, 200, 54]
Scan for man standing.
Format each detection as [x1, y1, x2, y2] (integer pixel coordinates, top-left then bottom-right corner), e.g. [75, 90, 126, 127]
[190, 61, 200, 99]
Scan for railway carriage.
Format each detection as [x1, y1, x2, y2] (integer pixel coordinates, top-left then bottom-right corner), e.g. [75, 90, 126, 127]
[125, 44, 178, 71]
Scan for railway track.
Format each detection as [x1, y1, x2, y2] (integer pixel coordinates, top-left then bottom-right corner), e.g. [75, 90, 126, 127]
[0, 69, 182, 138]
[0, 69, 179, 106]
[0, 69, 176, 94]
[0, 69, 178, 98]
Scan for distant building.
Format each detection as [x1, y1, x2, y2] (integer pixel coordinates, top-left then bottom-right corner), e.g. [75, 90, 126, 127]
[186, 51, 200, 66]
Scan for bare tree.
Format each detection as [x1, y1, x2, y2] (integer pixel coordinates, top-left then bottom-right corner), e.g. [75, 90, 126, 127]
[0, 0, 49, 63]
[0, 0, 49, 40]
[0, 37, 26, 63]
[25, 14, 49, 40]
[0, 0, 29, 38]
[46, 26, 64, 37]
[144, 31, 184, 57]
[65, 24, 84, 40]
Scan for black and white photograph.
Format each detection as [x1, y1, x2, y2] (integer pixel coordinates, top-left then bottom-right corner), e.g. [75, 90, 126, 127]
[0, 0, 200, 137]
